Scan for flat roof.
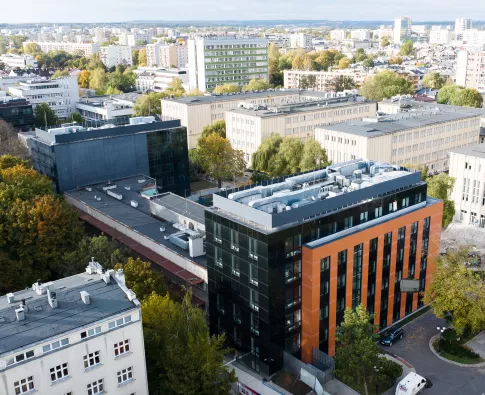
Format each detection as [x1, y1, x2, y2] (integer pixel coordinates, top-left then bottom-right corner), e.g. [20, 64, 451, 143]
[152, 193, 205, 224]
[450, 143, 485, 159]
[0, 272, 136, 356]
[65, 176, 207, 268]
[317, 110, 484, 137]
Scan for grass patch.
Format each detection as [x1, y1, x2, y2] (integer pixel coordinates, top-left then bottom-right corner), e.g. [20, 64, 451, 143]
[190, 178, 217, 192]
[272, 369, 312, 395]
[432, 339, 484, 364]
[395, 305, 431, 328]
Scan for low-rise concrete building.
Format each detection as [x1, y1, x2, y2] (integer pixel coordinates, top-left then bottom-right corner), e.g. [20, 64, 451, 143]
[75, 93, 140, 126]
[284, 68, 373, 90]
[0, 54, 38, 69]
[24, 41, 100, 56]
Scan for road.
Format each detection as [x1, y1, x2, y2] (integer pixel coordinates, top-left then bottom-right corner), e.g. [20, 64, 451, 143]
[379, 310, 485, 395]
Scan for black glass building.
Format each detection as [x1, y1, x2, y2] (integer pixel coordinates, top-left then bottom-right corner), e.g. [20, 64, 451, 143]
[0, 98, 35, 132]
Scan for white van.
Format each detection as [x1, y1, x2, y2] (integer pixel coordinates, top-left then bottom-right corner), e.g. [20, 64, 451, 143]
[395, 372, 427, 395]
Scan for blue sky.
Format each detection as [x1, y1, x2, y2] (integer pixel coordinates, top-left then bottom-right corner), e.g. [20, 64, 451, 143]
[2, 0, 484, 23]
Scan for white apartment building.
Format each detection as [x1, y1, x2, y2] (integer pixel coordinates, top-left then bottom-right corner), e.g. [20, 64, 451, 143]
[449, 143, 485, 226]
[284, 69, 373, 90]
[76, 94, 139, 125]
[455, 18, 472, 40]
[330, 29, 348, 41]
[99, 45, 133, 69]
[225, 97, 376, 164]
[429, 27, 453, 45]
[8, 76, 80, 120]
[0, 260, 149, 395]
[461, 29, 485, 47]
[24, 42, 100, 56]
[188, 37, 269, 92]
[394, 17, 412, 44]
[316, 101, 484, 172]
[146, 43, 161, 67]
[350, 29, 371, 41]
[266, 34, 291, 48]
[0, 54, 38, 69]
[456, 50, 485, 92]
[377, 26, 394, 40]
[146, 43, 188, 69]
[162, 89, 333, 149]
[134, 68, 189, 92]
[289, 33, 313, 48]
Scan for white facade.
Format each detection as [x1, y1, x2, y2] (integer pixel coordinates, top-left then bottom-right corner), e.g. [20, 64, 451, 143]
[455, 18, 472, 40]
[147, 43, 188, 68]
[146, 43, 161, 67]
[24, 41, 100, 56]
[449, 144, 485, 226]
[461, 29, 485, 47]
[350, 29, 371, 41]
[76, 96, 135, 124]
[188, 37, 269, 92]
[0, 54, 38, 69]
[429, 27, 453, 45]
[289, 33, 313, 48]
[99, 45, 133, 69]
[394, 17, 412, 44]
[8, 76, 80, 120]
[135, 68, 189, 93]
[330, 29, 348, 41]
[456, 50, 485, 92]
[0, 265, 149, 395]
[284, 69, 373, 90]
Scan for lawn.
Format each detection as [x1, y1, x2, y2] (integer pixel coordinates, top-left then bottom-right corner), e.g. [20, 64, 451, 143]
[272, 369, 312, 395]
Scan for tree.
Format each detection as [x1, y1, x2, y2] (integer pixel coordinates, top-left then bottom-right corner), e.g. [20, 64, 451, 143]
[380, 36, 391, 47]
[251, 134, 283, 173]
[0, 155, 29, 170]
[399, 40, 414, 56]
[132, 49, 140, 67]
[34, 103, 58, 128]
[268, 137, 304, 176]
[268, 43, 283, 86]
[338, 57, 351, 69]
[330, 75, 356, 92]
[188, 88, 203, 96]
[362, 58, 375, 68]
[142, 291, 237, 395]
[0, 121, 30, 160]
[89, 68, 108, 93]
[23, 42, 41, 55]
[354, 48, 367, 63]
[423, 248, 485, 335]
[165, 78, 186, 97]
[426, 173, 455, 228]
[242, 78, 271, 92]
[133, 92, 167, 116]
[52, 69, 69, 78]
[197, 134, 246, 188]
[300, 139, 330, 171]
[78, 70, 91, 88]
[11, 35, 28, 49]
[200, 120, 226, 140]
[138, 48, 147, 66]
[437, 84, 461, 105]
[452, 88, 483, 108]
[334, 305, 379, 395]
[422, 72, 446, 90]
[388, 56, 403, 65]
[70, 112, 84, 124]
[115, 258, 168, 301]
[212, 84, 240, 94]
[360, 70, 414, 101]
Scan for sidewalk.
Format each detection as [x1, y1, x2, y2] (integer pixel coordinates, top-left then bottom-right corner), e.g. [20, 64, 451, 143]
[382, 353, 415, 395]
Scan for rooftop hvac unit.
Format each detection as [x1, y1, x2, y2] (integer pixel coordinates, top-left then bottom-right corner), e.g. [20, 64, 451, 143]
[130, 200, 139, 207]
[80, 291, 91, 305]
[107, 190, 122, 200]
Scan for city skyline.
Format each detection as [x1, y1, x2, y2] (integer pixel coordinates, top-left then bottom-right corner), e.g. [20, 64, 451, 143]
[1, 0, 483, 24]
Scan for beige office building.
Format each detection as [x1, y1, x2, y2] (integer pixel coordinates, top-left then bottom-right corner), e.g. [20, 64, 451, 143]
[225, 98, 376, 164]
[456, 50, 485, 92]
[315, 103, 484, 172]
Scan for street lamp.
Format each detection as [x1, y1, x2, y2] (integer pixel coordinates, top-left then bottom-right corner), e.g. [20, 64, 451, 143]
[437, 326, 446, 353]
[374, 365, 380, 395]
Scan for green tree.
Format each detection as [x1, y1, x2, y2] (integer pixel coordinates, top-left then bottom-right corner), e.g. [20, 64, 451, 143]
[0, 121, 30, 160]
[422, 72, 446, 89]
[268, 43, 283, 86]
[89, 68, 108, 93]
[0, 155, 30, 170]
[437, 83, 461, 104]
[452, 88, 483, 108]
[212, 84, 240, 94]
[354, 48, 367, 62]
[70, 112, 84, 124]
[328, 75, 356, 92]
[132, 49, 140, 67]
[362, 58, 375, 68]
[268, 137, 304, 176]
[426, 173, 455, 228]
[23, 42, 41, 54]
[133, 92, 167, 116]
[34, 103, 58, 128]
[197, 134, 246, 188]
[334, 305, 379, 395]
[135, 39, 147, 46]
[200, 120, 226, 140]
[338, 57, 351, 69]
[424, 248, 485, 335]
[52, 69, 69, 78]
[300, 139, 330, 171]
[115, 258, 167, 301]
[360, 70, 414, 101]
[251, 134, 283, 174]
[242, 78, 271, 92]
[142, 291, 237, 395]
[188, 88, 203, 96]
[138, 48, 147, 66]
[380, 36, 391, 47]
[165, 78, 186, 97]
[399, 40, 414, 56]
[0, 36, 7, 54]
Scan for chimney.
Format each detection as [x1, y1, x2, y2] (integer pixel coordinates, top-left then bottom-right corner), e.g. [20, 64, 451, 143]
[15, 306, 25, 321]
[47, 288, 58, 309]
[115, 269, 126, 286]
[102, 269, 114, 285]
[80, 291, 91, 305]
[6, 293, 14, 304]
[86, 257, 98, 274]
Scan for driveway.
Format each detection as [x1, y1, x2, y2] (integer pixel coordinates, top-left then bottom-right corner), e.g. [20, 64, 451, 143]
[379, 310, 485, 395]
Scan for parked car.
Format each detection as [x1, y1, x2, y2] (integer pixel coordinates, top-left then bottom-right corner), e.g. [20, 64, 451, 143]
[380, 327, 404, 346]
[395, 372, 427, 395]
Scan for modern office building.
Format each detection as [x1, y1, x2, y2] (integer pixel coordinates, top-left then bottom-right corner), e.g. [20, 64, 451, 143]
[0, 54, 38, 69]
[449, 143, 485, 226]
[456, 50, 485, 91]
[75, 93, 140, 126]
[0, 96, 35, 132]
[162, 89, 351, 149]
[26, 117, 190, 195]
[394, 17, 412, 44]
[99, 45, 133, 69]
[24, 41, 100, 56]
[226, 96, 376, 164]
[8, 76, 80, 120]
[0, 261, 149, 395]
[206, 159, 443, 375]
[316, 100, 484, 173]
[188, 37, 269, 92]
[455, 18, 472, 40]
[284, 69, 373, 91]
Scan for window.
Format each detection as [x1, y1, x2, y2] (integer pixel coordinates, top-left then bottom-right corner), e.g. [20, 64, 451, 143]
[87, 379, 104, 395]
[375, 206, 382, 218]
[14, 376, 34, 395]
[249, 264, 258, 285]
[320, 256, 330, 271]
[344, 215, 353, 229]
[83, 351, 101, 369]
[231, 256, 240, 277]
[322, 280, 329, 295]
[214, 246, 223, 268]
[384, 232, 392, 246]
[108, 315, 132, 330]
[50, 363, 69, 382]
[360, 211, 368, 223]
[248, 237, 258, 260]
[114, 339, 130, 357]
[320, 305, 329, 319]
[43, 338, 69, 353]
[6, 350, 35, 366]
[117, 367, 134, 384]
[81, 326, 101, 339]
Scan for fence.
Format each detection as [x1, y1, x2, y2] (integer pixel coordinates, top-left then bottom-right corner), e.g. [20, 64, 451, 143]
[283, 348, 334, 388]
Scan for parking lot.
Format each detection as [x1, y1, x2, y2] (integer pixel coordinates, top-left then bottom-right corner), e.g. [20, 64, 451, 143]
[379, 310, 485, 395]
